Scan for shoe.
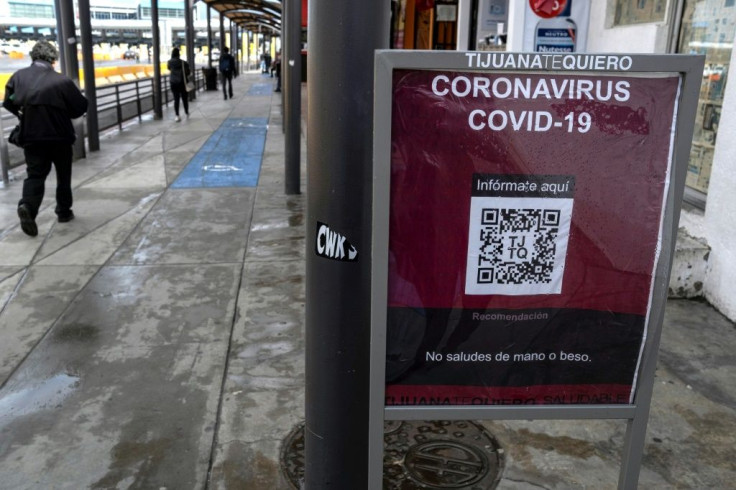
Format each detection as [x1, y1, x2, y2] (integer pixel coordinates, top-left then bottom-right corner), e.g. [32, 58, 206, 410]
[17, 204, 37, 237]
[229, 92, 233, 98]
[58, 211, 75, 223]
[224, 95, 227, 100]
[175, 115, 181, 122]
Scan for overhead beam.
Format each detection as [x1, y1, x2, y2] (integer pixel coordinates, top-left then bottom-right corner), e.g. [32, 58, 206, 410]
[202, 0, 281, 27]
[236, 22, 280, 33]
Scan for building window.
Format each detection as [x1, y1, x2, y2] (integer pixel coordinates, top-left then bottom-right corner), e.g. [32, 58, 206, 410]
[9, 3, 55, 18]
[614, 0, 667, 25]
[140, 7, 184, 19]
[112, 12, 136, 20]
[677, 0, 735, 199]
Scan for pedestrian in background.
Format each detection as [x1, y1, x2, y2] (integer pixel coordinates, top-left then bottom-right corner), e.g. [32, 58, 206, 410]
[2, 40, 88, 237]
[167, 48, 190, 122]
[273, 51, 282, 93]
[219, 46, 235, 100]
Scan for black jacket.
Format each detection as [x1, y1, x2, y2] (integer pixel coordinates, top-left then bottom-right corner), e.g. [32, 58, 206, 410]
[219, 53, 235, 74]
[167, 58, 191, 85]
[2, 60, 88, 146]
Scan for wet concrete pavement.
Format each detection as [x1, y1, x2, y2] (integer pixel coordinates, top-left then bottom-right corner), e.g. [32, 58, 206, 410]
[488, 298, 736, 489]
[0, 72, 304, 489]
[0, 71, 734, 489]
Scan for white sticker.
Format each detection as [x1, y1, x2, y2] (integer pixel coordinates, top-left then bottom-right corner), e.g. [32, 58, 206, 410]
[315, 222, 358, 262]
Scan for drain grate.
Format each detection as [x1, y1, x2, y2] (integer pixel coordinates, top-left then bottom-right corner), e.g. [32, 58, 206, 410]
[281, 420, 504, 489]
[280, 423, 305, 488]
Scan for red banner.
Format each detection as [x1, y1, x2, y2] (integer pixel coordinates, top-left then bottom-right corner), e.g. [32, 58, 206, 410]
[386, 70, 680, 405]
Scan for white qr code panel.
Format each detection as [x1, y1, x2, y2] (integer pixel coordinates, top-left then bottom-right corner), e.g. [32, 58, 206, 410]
[465, 196, 574, 296]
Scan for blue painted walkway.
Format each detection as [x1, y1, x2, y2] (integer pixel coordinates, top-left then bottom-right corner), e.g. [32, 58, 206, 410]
[247, 82, 273, 96]
[172, 117, 268, 188]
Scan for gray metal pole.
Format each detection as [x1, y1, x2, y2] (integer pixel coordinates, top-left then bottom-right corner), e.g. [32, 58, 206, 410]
[0, 116, 9, 186]
[281, 19, 287, 133]
[207, 5, 212, 69]
[233, 26, 237, 73]
[57, 0, 85, 160]
[230, 21, 238, 64]
[244, 30, 249, 71]
[305, 1, 390, 488]
[249, 30, 253, 70]
[57, 0, 78, 86]
[237, 27, 242, 73]
[219, 14, 225, 52]
[237, 27, 242, 74]
[185, 0, 196, 99]
[284, 0, 300, 194]
[53, 0, 66, 75]
[259, 26, 264, 64]
[77, 0, 99, 152]
[151, 0, 163, 120]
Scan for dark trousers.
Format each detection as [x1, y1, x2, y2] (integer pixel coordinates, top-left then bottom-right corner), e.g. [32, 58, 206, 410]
[222, 72, 233, 98]
[20, 143, 73, 218]
[171, 82, 189, 116]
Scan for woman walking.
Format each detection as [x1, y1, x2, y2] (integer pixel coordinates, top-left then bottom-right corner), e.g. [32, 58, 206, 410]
[167, 48, 190, 122]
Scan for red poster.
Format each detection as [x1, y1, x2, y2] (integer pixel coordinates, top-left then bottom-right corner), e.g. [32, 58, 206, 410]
[385, 70, 679, 406]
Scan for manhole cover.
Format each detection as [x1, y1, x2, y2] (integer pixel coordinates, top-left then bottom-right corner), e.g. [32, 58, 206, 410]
[281, 423, 305, 488]
[281, 420, 504, 489]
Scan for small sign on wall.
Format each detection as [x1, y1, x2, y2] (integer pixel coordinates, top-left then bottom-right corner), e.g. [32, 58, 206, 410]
[523, 0, 590, 52]
[436, 5, 457, 22]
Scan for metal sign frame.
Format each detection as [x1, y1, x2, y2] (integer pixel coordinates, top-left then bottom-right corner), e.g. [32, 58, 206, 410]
[369, 50, 703, 490]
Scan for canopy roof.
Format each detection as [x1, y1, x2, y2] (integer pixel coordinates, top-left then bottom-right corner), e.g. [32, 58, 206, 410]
[201, 0, 281, 32]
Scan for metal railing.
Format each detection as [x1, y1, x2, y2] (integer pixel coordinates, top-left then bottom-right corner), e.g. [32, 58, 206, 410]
[0, 69, 205, 185]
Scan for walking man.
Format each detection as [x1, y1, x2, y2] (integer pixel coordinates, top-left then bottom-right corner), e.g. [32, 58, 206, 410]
[219, 46, 235, 100]
[3, 40, 88, 237]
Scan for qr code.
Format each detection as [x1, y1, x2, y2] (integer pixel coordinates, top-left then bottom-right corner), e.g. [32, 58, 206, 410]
[465, 197, 573, 296]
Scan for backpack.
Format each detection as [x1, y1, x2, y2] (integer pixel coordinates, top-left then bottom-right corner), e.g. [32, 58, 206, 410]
[219, 55, 232, 73]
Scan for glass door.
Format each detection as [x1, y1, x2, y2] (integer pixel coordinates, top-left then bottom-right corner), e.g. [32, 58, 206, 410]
[677, 0, 735, 200]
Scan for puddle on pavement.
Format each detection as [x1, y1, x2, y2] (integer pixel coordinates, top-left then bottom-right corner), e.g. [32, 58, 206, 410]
[0, 373, 80, 425]
[53, 323, 101, 343]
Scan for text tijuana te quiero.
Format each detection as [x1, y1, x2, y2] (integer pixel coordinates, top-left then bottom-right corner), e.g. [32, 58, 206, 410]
[465, 52, 634, 72]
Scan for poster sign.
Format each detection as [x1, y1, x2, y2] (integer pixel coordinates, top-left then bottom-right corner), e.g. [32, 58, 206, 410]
[380, 55, 681, 407]
[369, 51, 703, 490]
[523, 0, 589, 52]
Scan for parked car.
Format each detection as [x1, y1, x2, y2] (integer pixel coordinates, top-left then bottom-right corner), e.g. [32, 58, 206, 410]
[123, 50, 138, 60]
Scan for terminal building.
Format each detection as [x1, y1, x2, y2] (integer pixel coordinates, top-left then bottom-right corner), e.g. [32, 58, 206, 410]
[0, 0, 264, 49]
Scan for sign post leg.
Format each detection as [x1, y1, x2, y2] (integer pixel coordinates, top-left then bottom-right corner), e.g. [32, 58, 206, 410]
[618, 413, 647, 489]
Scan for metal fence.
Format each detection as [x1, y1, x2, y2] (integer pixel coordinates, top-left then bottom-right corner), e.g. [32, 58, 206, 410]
[0, 69, 205, 185]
